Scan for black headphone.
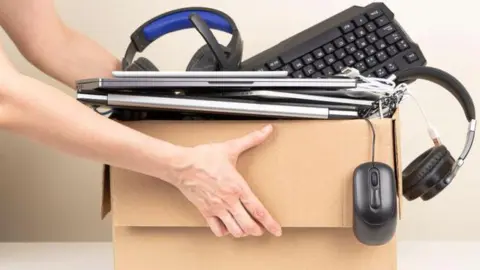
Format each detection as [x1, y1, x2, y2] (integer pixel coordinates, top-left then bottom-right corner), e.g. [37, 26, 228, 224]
[392, 66, 476, 201]
[121, 7, 243, 72]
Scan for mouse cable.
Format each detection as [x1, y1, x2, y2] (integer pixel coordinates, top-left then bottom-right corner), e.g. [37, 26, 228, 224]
[364, 118, 376, 165]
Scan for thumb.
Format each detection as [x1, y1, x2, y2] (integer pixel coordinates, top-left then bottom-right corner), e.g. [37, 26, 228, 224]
[227, 124, 273, 154]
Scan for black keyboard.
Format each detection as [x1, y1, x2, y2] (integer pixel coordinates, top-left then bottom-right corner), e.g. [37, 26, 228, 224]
[241, 2, 426, 80]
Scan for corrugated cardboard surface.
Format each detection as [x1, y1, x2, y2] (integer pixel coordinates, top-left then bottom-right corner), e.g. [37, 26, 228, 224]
[103, 117, 401, 270]
[113, 227, 397, 270]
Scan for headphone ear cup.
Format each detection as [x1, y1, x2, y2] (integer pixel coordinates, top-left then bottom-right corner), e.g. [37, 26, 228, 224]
[186, 44, 230, 71]
[402, 145, 455, 201]
[125, 57, 159, 71]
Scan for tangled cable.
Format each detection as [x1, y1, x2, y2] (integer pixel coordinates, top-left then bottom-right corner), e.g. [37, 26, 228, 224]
[339, 67, 410, 119]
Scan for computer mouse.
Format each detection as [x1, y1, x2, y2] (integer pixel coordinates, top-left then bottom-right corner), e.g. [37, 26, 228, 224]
[353, 161, 397, 246]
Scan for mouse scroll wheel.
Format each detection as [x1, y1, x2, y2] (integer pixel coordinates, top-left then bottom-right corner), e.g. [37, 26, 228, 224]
[371, 171, 379, 187]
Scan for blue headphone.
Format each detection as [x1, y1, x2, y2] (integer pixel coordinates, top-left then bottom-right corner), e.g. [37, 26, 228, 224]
[122, 7, 243, 72]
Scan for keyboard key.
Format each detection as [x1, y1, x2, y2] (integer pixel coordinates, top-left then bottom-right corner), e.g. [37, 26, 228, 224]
[386, 32, 401, 44]
[375, 67, 387, 77]
[325, 54, 336, 64]
[344, 32, 356, 43]
[375, 16, 389, 27]
[354, 15, 368, 26]
[404, 52, 419, 63]
[365, 45, 377, 56]
[366, 56, 378, 67]
[281, 64, 294, 74]
[376, 24, 395, 37]
[386, 45, 398, 56]
[333, 61, 346, 73]
[322, 66, 335, 76]
[323, 43, 336, 54]
[254, 66, 268, 71]
[355, 38, 368, 49]
[366, 9, 383, 20]
[354, 61, 367, 72]
[397, 40, 409, 51]
[302, 53, 315, 64]
[267, 58, 282, 70]
[345, 43, 357, 54]
[334, 48, 347, 59]
[354, 27, 367, 37]
[365, 22, 377, 32]
[375, 40, 387, 50]
[385, 62, 398, 73]
[366, 33, 378, 43]
[313, 48, 325, 59]
[292, 70, 305, 78]
[340, 22, 355, 33]
[303, 64, 316, 76]
[313, 59, 326, 70]
[334, 37, 346, 48]
[278, 28, 342, 63]
[312, 72, 323, 78]
[292, 59, 304, 70]
[343, 55, 356, 66]
[376, 51, 388, 62]
[353, 51, 366, 61]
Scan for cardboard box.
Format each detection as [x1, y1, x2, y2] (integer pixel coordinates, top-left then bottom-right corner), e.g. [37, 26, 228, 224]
[101, 114, 402, 270]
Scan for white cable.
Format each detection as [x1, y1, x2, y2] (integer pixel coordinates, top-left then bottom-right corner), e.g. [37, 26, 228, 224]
[340, 67, 397, 96]
[404, 90, 441, 145]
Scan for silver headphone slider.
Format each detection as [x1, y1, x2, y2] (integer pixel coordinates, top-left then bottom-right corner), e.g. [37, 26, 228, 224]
[469, 119, 477, 131]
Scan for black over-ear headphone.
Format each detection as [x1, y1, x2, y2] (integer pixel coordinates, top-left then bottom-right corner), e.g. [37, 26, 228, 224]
[121, 7, 243, 72]
[392, 66, 476, 201]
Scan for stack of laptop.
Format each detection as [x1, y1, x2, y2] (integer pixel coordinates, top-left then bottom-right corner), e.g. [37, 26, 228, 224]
[75, 70, 386, 121]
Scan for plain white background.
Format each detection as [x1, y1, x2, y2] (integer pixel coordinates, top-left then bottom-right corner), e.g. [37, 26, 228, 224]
[0, 0, 479, 243]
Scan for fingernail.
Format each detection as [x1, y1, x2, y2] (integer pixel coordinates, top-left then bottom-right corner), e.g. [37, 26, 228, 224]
[262, 124, 273, 133]
[271, 227, 282, 237]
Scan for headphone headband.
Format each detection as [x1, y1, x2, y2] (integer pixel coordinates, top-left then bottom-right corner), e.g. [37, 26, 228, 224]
[122, 7, 242, 71]
[393, 66, 476, 185]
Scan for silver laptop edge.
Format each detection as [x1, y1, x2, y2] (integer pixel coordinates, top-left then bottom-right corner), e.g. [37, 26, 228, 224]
[112, 70, 289, 78]
[77, 93, 358, 119]
[213, 90, 374, 106]
[76, 77, 357, 90]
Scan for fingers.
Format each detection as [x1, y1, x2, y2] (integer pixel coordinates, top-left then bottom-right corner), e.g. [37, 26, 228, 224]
[228, 201, 264, 237]
[205, 216, 228, 237]
[227, 125, 273, 154]
[217, 210, 244, 238]
[240, 187, 282, 237]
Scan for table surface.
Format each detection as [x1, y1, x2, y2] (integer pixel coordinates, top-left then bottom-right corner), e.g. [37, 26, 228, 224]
[1, 241, 479, 270]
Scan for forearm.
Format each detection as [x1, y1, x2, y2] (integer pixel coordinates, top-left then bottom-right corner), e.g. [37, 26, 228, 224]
[0, 0, 120, 89]
[19, 26, 120, 89]
[0, 72, 183, 183]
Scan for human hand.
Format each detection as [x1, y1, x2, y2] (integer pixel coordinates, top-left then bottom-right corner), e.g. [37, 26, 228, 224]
[169, 124, 282, 238]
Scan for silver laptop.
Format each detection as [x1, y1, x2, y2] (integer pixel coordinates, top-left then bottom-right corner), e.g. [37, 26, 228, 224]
[111, 70, 289, 78]
[77, 92, 359, 120]
[75, 77, 357, 91]
[205, 90, 374, 107]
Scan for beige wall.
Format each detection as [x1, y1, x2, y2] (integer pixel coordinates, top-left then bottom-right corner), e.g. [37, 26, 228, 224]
[0, 0, 479, 242]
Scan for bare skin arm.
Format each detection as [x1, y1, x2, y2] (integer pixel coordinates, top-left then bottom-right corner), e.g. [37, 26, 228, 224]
[0, 0, 119, 88]
[0, 0, 282, 238]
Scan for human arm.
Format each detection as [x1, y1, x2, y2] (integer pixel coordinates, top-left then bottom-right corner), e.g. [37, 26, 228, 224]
[0, 0, 119, 88]
[0, 0, 282, 238]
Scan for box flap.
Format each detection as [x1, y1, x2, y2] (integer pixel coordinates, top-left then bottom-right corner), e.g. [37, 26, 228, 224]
[392, 111, 403, 219]
[102, 118, 398, 228]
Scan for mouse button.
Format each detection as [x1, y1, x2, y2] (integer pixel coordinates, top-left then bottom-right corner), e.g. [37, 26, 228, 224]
[370, 189, 381, 209]
[353, 173, 373, 215]
[370, 170, 380, 187]
[377, 166, 397, 203]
